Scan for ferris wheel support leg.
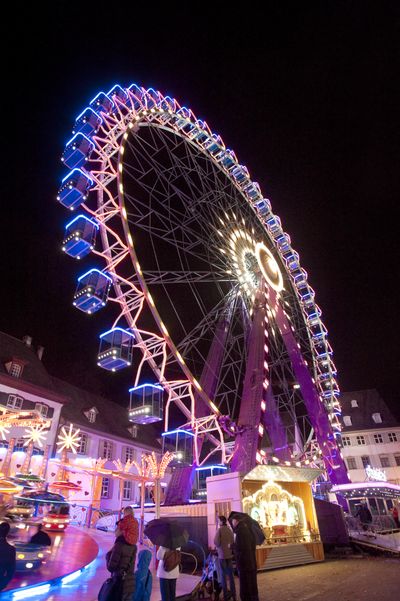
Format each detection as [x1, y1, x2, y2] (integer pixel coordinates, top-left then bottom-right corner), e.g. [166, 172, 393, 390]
[271, 289, 349, 485]
[231, 290, 267, 473]
[262, 385, 291, 462]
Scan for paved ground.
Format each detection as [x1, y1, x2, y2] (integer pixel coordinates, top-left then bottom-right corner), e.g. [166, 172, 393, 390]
[257, 555, 400, 601]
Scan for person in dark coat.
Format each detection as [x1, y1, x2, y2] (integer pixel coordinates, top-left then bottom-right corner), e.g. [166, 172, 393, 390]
[29, 524, 51, 546]
[355, 503, 373, 531]
[0, 522, 16, 591]
[231, 517, 259, 601]
[106, 535, 137, 601]
[133, 549, 153, 601]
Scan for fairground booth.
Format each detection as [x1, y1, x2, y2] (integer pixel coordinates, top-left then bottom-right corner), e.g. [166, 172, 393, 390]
[206, 465, 324, 570]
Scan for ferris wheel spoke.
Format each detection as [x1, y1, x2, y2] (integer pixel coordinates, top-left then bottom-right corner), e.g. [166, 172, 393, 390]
[141, 270, 235, 285]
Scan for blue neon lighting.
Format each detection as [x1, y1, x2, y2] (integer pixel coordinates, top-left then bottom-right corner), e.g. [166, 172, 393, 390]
[195, 465, 227, 472]
[161, 429, 195, 437]
[13, 584, 51, 599]
[77, 268, 112, 283]
[107, 84, 127, 97]
[75, 106, 103, 122]
[65, 214, 99, 231]
[89, 91, 114, 107]
[61, 569, 82, 585]
[129, 383, 164, 392]
[65, 132, 94, 148]
[61, 168, 93, 185]
[100, 327, 135, 339]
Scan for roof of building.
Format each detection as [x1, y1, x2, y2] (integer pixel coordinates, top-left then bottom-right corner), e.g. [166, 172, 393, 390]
[340, 389, 399, 431]
[0, 331, 57, 392]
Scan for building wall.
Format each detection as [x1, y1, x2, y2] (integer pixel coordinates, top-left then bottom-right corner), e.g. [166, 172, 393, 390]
[341, 427, 400, 485]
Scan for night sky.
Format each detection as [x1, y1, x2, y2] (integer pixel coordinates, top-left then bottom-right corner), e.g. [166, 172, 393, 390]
[2, 3, 399, 417]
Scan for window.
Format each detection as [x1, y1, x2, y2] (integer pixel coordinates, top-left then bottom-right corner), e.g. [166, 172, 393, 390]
[388, 432, 398, 443]
[380, 456, 390, 468]
[88, 409, 97, 423]
[361, 456, 370, 468]
[372, 413, 382, 424]
[78, 433, 89, 455]
[102, 441, 113, 460]
[9, 363, 22, 378]
[341, 436, 351, 446]
[129, 425, 138, 439]
[347, 457, 357, 470]
[35, 403, 48, 418]
[124, 447, 135, 463]
[356, 435, 365, 445]
[101, 478, 111, 498]
[343, 416, 352, 427]
[395, 456, 400, 467]
[14, 438, 26, 451]
[351, 399, 358, 408]
[7, 395, 23, 409]
[374, 433, 383, 444]
[122, 480, 132, 501]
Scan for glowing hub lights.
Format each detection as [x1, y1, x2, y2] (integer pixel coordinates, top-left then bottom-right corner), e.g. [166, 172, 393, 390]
[56, 423, 81, 454]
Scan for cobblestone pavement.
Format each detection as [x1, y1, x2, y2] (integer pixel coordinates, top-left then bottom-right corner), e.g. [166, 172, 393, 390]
[256, 555, 400, 601]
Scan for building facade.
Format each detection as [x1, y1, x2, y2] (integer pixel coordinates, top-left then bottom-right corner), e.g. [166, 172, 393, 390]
[339, 389, 400, 491]
[0, 331, 162, 515]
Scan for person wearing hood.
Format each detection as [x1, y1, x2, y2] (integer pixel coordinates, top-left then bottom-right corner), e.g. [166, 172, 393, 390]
[133, 549, 153, 601]
[231, 517, 259, 601]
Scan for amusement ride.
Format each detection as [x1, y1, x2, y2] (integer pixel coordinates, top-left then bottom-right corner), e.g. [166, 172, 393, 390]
[56, 84, 350, 504]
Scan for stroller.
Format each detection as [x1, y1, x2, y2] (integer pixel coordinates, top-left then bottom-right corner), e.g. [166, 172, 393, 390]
[196, 551, 222, 600]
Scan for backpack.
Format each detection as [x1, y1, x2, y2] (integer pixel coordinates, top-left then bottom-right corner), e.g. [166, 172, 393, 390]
[163, 549, 181, 572]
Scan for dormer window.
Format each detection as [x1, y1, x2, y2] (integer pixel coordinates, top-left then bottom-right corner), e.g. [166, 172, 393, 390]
[128, 425, 138, 439]
[372, 412, 382, 424]
[351, 399, 358, 408]
[35, 403, 48, 418]
[7, 394, 23, 410]
[84, 406, 99, 424]
[343, 415, 352, 427]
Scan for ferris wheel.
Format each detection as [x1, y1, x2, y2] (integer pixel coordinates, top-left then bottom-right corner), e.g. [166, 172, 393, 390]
[56, 83, 349, 501]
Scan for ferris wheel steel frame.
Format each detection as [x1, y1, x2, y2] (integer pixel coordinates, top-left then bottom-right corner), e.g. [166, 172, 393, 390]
[57, 84, 349, 485]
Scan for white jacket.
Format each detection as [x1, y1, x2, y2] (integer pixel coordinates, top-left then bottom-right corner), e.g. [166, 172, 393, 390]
[156, 546, 180, 580]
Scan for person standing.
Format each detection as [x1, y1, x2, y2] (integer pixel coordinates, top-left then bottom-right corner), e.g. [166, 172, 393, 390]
[29, 523, 51, 546]
[133, 549, 153, 601]
[214, 516, 236, 601]
[231, 517, 259, 601]
[0, 522, 16, 591]
[117, 506, 139, 546]
[391, 506, 399, 528]
[106, 534, 137, 601]
[157, 546, 180, 601]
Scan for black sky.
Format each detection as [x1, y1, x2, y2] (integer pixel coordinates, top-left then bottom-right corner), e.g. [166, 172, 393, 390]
[1, 2, 399, 416]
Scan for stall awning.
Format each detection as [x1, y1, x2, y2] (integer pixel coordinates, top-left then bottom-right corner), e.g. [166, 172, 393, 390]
[243, 465, 322, 483]
[331, 481, 400, 499]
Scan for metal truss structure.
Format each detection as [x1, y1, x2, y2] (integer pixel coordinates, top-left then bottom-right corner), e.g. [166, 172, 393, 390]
[56, 84, 350, 495]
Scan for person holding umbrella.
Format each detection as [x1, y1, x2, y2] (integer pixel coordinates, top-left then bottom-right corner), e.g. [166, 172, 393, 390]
[229, 512, 261, 601]
[144, 518, 189, 601]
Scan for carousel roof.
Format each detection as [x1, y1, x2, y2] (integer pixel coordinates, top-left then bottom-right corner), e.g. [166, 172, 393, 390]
[331, 481, 400, 499]
[243, 465, 322, 483]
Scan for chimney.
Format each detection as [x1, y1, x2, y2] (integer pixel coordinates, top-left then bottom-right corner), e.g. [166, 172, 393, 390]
[37, 345, 45, 360]
[22, 335, 33, 347]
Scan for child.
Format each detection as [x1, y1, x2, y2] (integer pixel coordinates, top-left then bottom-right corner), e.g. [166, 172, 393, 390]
[133, 549, 153, 601]
[117, 506, 139, 546]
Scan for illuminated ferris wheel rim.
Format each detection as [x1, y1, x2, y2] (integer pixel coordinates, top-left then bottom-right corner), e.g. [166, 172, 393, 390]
[57, 84, 343, 463]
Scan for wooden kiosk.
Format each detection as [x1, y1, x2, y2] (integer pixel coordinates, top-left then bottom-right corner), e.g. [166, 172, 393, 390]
[206, 465, 324, 570]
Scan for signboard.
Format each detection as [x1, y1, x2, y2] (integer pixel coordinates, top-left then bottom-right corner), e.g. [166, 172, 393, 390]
[365, 465, 387, 482]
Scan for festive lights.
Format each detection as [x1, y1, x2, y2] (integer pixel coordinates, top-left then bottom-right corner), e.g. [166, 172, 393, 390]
[56, 423, 81, 454]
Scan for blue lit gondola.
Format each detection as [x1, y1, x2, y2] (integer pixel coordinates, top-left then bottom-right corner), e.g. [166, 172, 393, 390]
[97, 327, 135, 371]
[72, 269, 111, 314]
[61, 133, 94, 170]
[162, 429, 194, 466]
[57, 169, 93, 210]
[89, 92, 114, 115]
[72, 107, 102, 137]
[62, 214, 98, 259]
[128, 383, 163, 424]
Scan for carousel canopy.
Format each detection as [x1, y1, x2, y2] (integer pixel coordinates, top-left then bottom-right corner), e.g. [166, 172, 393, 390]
[331, 481, 400, 499]
[242, 465, 322, 483]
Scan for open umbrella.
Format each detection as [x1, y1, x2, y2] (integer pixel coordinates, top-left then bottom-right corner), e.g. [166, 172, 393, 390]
[228, 511, 266, 545]
[144, 518, 189, 549]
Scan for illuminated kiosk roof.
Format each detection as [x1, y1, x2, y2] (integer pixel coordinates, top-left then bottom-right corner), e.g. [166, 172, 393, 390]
[331, 481, 400, 499]
[243, 465, 322, 483]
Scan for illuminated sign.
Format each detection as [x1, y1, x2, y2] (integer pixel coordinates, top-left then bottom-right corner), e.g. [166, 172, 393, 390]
[365, 465, 387, 482]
